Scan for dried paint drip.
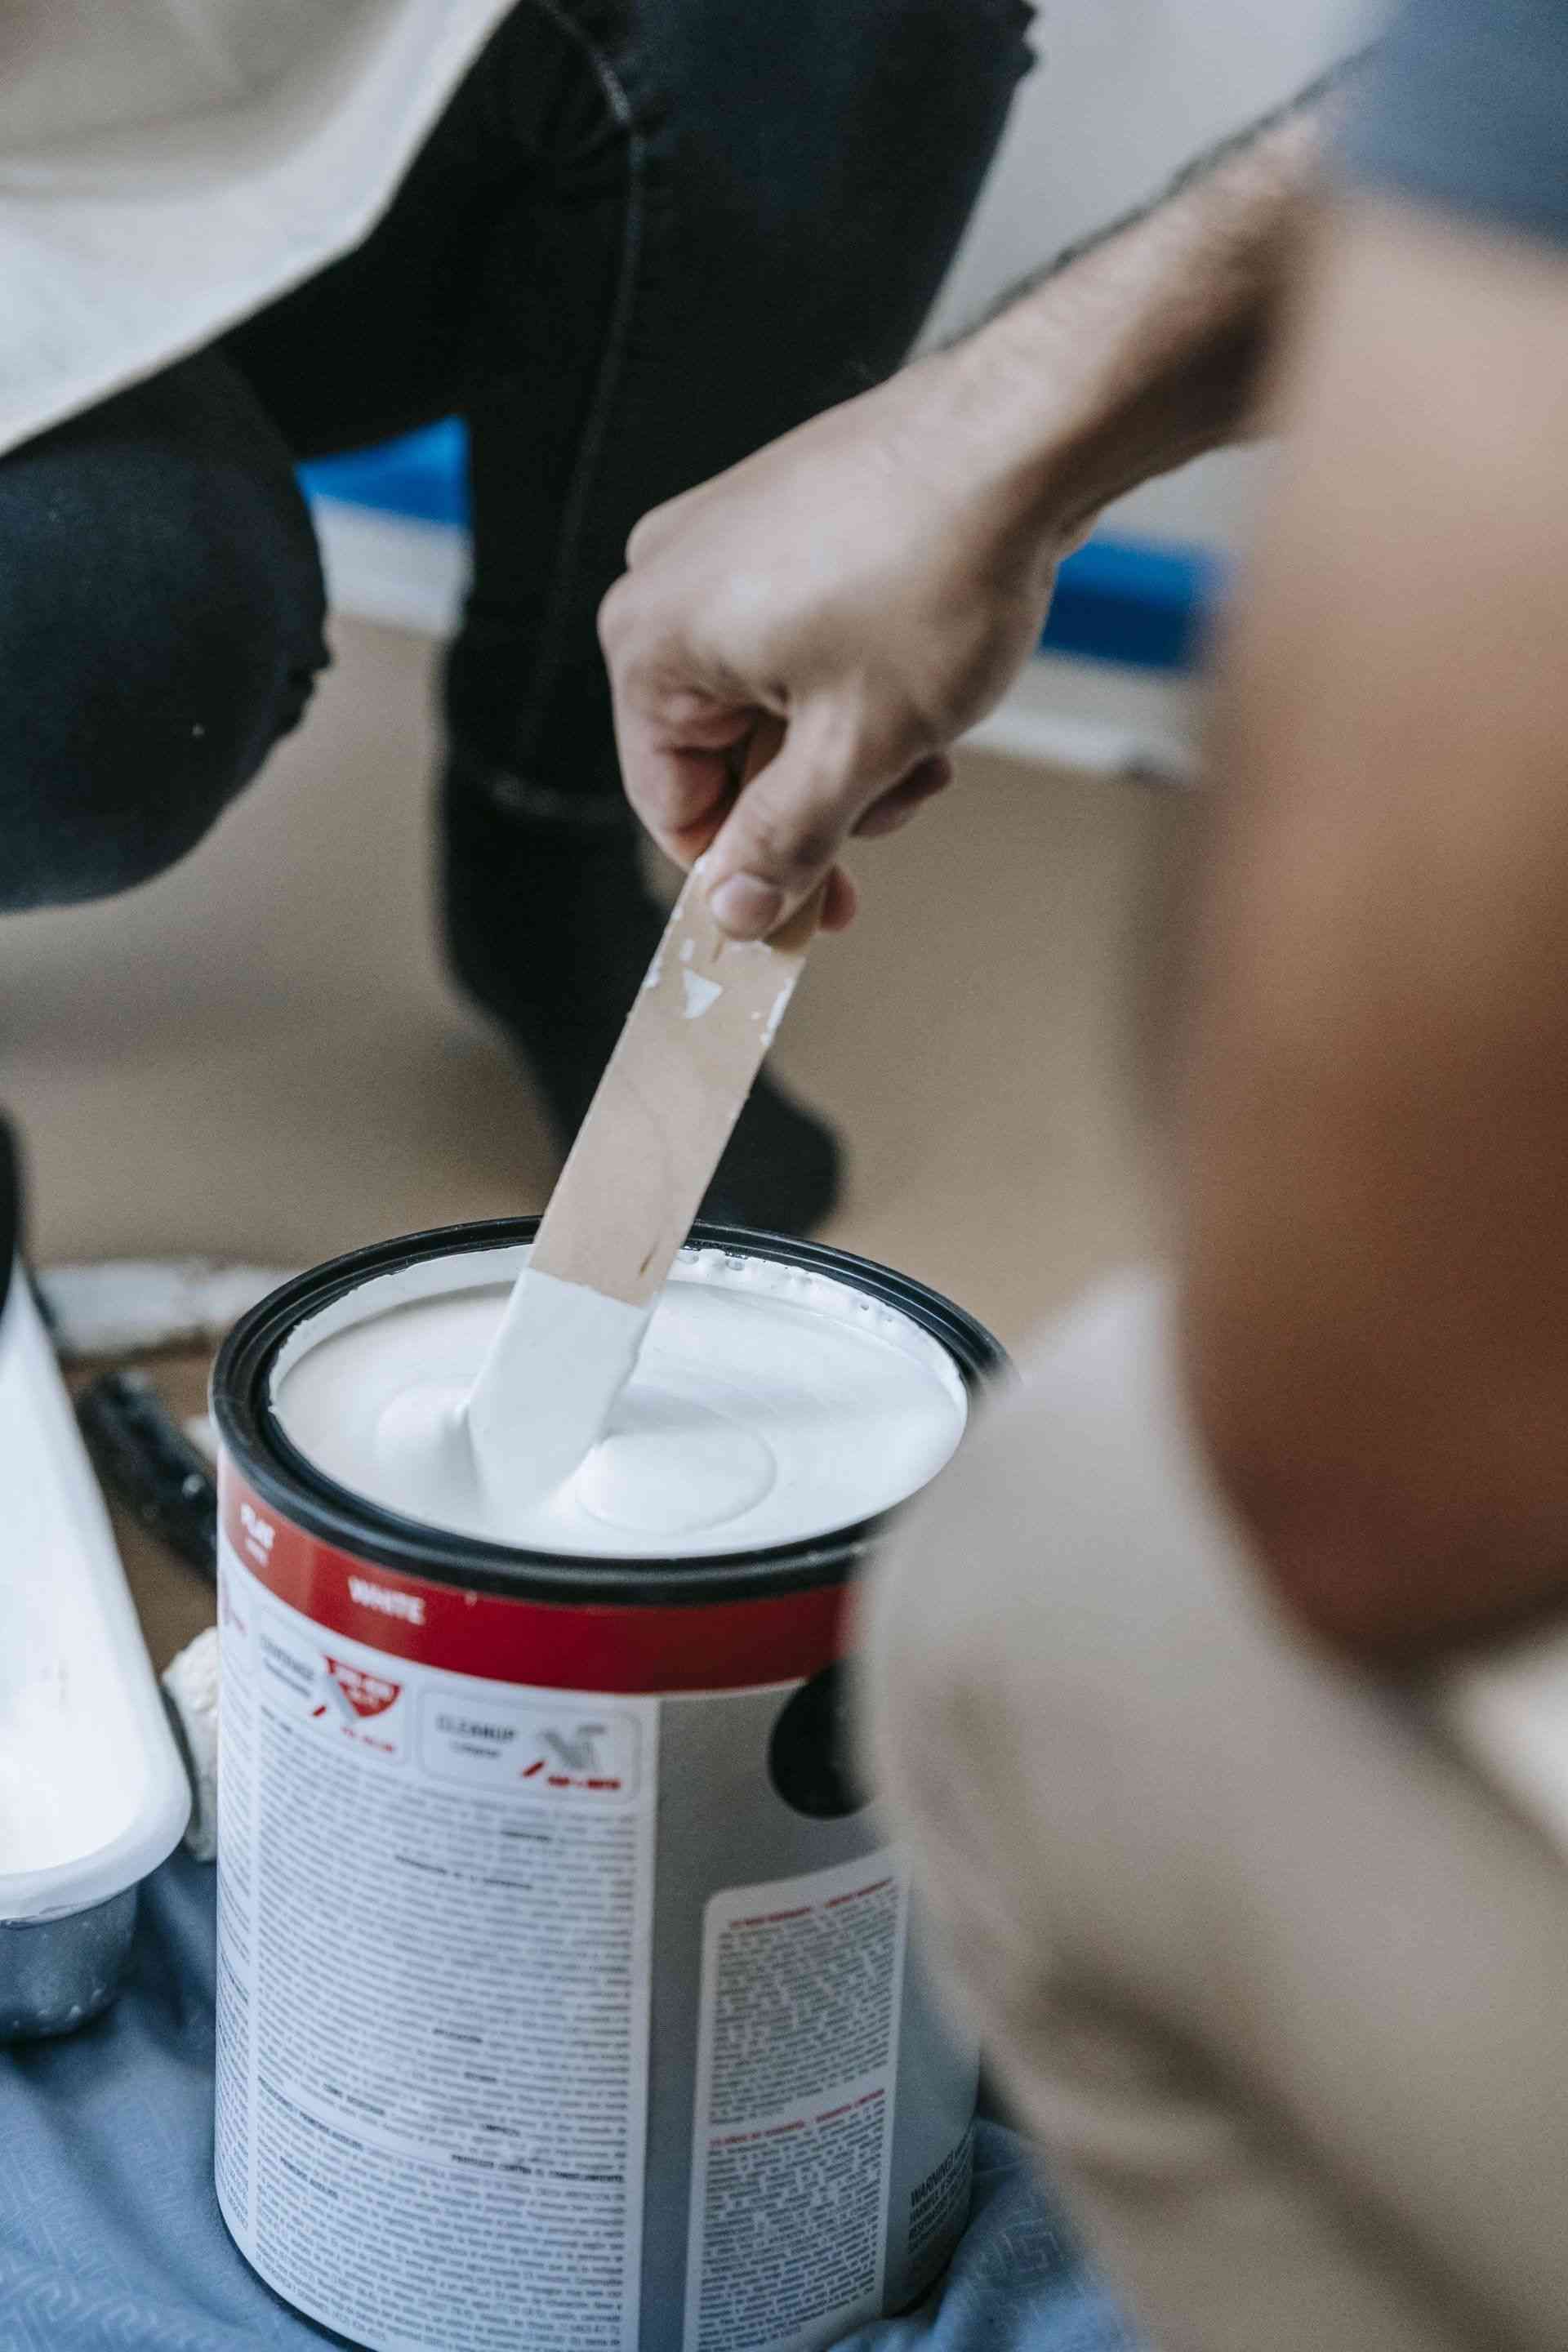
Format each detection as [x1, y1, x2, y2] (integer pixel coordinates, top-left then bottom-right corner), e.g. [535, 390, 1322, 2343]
[681, 970, 723, 1019]
[272, 1248, 967, 1557]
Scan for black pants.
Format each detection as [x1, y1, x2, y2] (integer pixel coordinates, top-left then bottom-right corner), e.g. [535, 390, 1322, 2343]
[0, 0, 1031, 917]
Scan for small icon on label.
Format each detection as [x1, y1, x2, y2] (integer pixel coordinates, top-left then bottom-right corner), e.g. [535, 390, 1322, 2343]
[543, 1723, 608, 1774]
[238, 1500, 275, 1564]
[420, 1691, 638, 1797]
[321, 1655, 401, 1721]
[516, 1717, 626, 1791]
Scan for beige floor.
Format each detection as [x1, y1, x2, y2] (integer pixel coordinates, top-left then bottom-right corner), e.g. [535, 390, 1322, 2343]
[2, 616, 1190, 1354]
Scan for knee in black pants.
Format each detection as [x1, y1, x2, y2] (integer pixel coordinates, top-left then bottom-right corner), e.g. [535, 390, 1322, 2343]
[0, 356, 329, 912]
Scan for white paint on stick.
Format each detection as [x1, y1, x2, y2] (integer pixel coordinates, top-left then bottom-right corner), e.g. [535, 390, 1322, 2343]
[759, 984, 792, 1051]
[464, 1267, 653, 1517]
[680, 971, 724, 1020]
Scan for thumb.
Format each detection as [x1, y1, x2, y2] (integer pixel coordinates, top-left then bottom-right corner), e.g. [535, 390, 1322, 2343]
[702, 700, 898, 941]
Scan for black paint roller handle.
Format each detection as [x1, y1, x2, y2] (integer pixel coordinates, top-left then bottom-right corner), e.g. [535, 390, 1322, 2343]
[77, 1370, 218, 1584]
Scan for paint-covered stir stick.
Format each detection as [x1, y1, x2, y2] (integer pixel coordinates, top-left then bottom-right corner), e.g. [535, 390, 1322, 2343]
[465, 729, 822, 1509]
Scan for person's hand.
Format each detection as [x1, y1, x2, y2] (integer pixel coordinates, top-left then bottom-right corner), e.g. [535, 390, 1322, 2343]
[599, 341, 1068, 938]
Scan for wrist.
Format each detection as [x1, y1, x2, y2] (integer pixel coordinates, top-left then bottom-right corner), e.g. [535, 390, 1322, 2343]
[904, 326, 1111, 570]
[960, 243, 1265, 539]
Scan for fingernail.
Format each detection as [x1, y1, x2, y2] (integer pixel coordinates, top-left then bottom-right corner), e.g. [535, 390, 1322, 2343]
[710, 873, 783, 938]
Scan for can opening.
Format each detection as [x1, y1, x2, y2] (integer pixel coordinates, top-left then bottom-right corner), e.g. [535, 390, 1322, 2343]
[213, 1220, 1007, 1605]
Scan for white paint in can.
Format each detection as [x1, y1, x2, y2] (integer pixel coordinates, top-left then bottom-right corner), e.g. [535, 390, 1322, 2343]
[272, 1244, 967, 1555]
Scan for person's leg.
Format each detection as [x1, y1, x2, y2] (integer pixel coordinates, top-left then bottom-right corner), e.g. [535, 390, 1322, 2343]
[457, 0, 1036, 782]
[866, 1276, 1568, 2352]
[223, 0, 1033, 1230]
[455, 0, 1035, 1228]
[0, 356, 327, 913]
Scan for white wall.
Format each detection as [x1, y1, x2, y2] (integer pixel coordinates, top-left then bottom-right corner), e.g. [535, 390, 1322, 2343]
[924, 0, 1379, 551]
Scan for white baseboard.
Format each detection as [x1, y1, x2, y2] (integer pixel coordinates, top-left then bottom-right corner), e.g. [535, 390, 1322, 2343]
[315, 498, 469, 638]
[964, 655, 1197, 783]
[313, 499, 1200, 786]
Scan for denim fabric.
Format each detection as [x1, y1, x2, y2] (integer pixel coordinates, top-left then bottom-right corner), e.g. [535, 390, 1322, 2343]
[0, 0, 1033, 912]
[0, 1851, 1139, 2350]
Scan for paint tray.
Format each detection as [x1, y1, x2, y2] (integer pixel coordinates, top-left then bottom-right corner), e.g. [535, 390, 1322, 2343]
[0, 1258, 190, 2038]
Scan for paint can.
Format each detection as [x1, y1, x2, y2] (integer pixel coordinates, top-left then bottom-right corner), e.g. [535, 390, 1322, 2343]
[211, 1218, 1006, 2352]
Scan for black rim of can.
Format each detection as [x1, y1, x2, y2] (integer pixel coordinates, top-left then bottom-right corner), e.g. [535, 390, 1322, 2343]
[212, 1218, 1009, 1606]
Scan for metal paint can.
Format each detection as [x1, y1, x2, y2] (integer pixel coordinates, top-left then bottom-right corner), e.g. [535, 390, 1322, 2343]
[211, 1218, 1005, 2352]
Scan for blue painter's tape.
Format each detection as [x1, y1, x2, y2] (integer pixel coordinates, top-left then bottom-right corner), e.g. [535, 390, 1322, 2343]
[301, 419, 1224, 673]
[1044, 536, 1224, 673]
[300, 418, 471, 527]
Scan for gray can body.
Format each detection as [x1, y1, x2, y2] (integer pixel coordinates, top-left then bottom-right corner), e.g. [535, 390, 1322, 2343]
[0, 1887, 138, 2042]
[211, 1222, 1004, 2352]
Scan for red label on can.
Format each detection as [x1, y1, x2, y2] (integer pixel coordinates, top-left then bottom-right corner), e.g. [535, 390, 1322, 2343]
[220, 1468, 849, 1693]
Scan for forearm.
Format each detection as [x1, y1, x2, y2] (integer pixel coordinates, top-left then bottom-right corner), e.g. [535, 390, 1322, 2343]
[951, 63, 1359, 543]
[601, 61, 1364, 934]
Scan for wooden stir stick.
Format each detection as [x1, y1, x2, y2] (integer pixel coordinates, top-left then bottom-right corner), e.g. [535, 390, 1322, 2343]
[465, 724, 822, 1503]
